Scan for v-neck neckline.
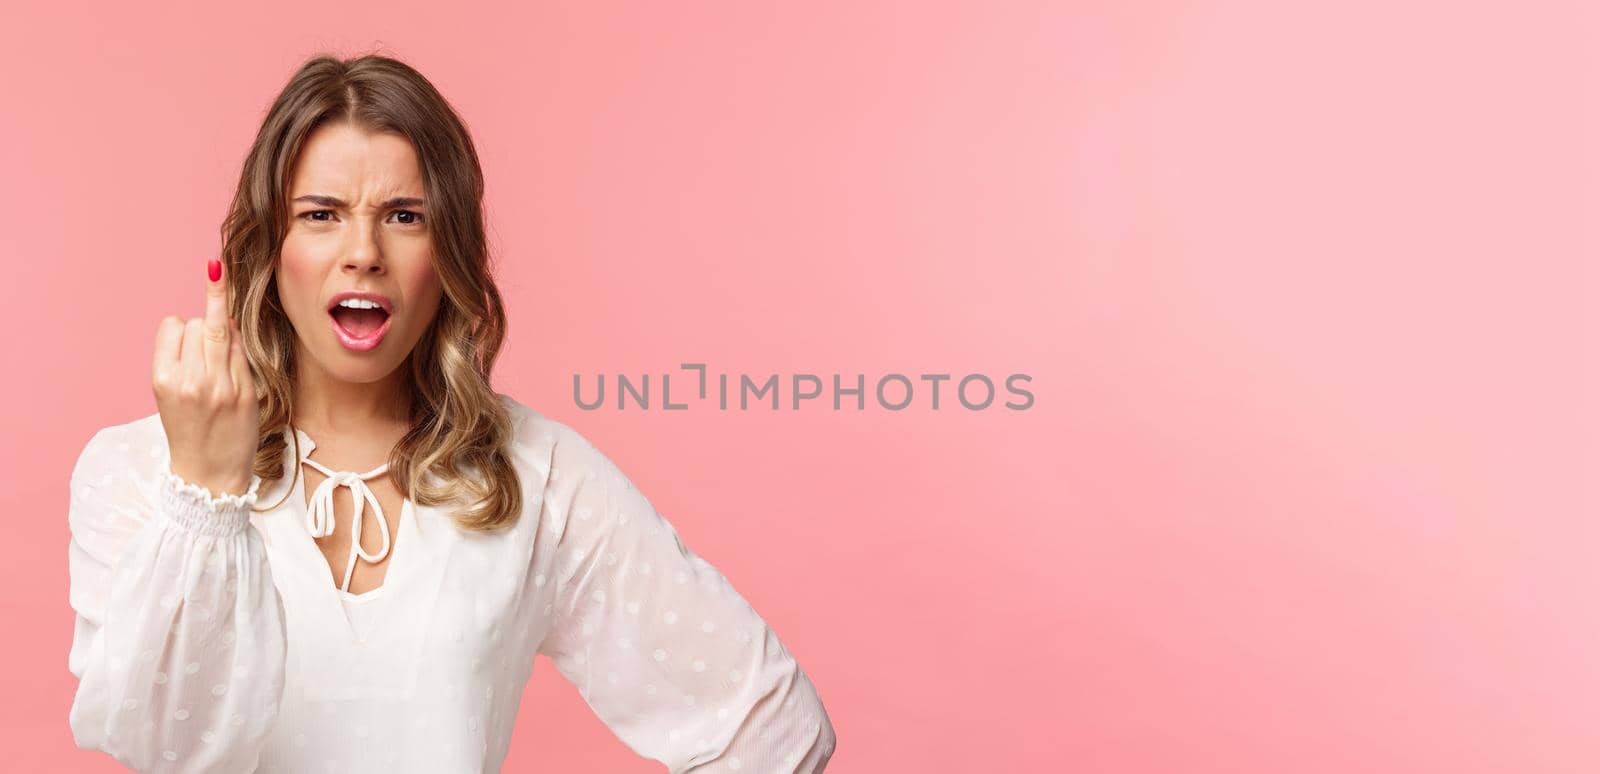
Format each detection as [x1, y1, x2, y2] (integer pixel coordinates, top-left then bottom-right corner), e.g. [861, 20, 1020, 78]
[258, 424, 465, 702]
[286, 426, 416, 642]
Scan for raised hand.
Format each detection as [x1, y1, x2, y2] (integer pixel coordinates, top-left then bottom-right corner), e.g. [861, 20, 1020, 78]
[152, 258, 260, 498]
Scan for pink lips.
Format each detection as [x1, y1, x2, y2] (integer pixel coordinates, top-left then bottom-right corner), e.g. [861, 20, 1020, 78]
[329, 311, 391, 352]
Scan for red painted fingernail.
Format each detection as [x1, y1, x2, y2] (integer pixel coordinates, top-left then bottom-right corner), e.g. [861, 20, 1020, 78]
[208, 259, 221, 282]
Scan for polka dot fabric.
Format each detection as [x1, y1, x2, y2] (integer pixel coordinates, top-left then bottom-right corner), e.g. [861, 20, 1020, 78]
[537, 419, 836, 772]
[65, 394, 837, 772]
[66, 427, 287, 772]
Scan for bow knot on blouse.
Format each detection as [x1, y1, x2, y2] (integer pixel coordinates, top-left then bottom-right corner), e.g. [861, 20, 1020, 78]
[301, 454, 392, 594]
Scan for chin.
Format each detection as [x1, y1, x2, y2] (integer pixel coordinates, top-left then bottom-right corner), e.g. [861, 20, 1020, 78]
[299, 329, 413, 382]
[314, 353, 405, 382]
[332, 359, 405, 382]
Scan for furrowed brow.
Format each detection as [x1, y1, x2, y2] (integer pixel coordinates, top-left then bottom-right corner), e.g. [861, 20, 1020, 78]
[291, 194, 427, 209]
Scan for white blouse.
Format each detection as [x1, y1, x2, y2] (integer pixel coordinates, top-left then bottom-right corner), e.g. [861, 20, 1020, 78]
[66, 393, 836, 773]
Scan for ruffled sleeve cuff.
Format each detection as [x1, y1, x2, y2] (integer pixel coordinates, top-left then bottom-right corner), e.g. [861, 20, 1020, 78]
[156, 464, 263, 538]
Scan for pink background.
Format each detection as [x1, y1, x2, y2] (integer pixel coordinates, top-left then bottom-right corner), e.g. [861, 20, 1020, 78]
[3, 1, 1595, 771]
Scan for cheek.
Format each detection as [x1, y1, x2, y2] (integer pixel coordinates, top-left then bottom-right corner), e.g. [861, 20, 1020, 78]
[278, 232, 323, 273]
[402, 267, 445, 321]
[276, 241, 325, 318]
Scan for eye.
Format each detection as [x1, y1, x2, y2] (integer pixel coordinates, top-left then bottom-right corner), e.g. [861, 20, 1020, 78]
[390, 210, 425, 225]
[299, 210, 335, 222]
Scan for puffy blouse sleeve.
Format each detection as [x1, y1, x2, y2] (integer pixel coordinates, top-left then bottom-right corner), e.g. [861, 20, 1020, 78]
[66, 422, 288, 773]
[534, 428, 837, 772]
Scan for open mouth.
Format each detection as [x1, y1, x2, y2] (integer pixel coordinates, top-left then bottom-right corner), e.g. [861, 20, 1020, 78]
[328, 304, 392, 351]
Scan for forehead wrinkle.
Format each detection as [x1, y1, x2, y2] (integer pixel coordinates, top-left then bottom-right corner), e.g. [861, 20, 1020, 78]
[290, 168, 424, 207]
[289, 127, 423, 206]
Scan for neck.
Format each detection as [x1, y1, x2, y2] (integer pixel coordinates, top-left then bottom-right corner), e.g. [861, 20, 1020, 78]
[292, 353, 411, 436]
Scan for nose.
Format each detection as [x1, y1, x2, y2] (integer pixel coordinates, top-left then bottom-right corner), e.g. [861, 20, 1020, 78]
[342, 218, 385, 275]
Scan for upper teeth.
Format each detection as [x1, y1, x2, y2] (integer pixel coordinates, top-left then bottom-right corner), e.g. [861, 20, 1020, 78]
[337, 299, 383, 310]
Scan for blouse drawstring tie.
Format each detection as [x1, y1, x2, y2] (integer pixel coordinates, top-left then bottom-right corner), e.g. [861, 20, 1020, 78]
[301, 457, 391, 594]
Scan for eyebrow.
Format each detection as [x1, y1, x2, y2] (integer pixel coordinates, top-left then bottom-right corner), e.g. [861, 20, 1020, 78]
[291, 194, 427, 209]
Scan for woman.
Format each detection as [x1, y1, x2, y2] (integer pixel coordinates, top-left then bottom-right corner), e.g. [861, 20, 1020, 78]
[65, 54, 836, 773]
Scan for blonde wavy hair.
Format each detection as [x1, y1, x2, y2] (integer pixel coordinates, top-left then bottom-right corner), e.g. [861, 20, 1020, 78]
[220, 52, 521, 531]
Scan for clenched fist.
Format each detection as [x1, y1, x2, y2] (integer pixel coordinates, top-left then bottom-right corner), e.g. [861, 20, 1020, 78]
[152, 258, 260, 498]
